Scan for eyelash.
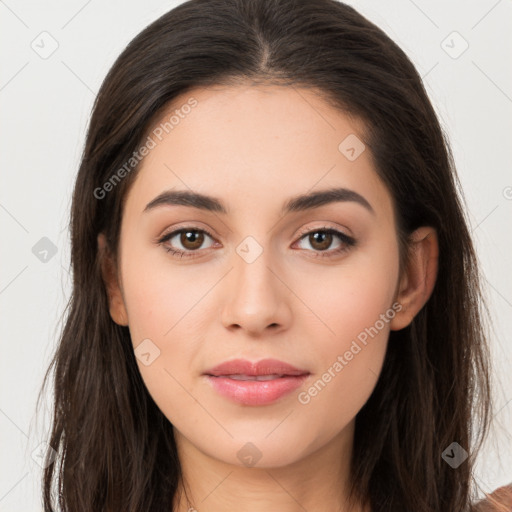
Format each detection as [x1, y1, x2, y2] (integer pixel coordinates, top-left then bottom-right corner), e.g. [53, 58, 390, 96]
[157, 225, 356, 260]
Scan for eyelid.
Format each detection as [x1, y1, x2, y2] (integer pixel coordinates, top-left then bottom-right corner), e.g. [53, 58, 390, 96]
[157, 226, 217, 247]
[294, 223, 353, 241]
[156, 222, 216, 241]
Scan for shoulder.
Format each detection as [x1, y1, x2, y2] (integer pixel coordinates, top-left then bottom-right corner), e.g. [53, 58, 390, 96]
[473, 483, 512, 511]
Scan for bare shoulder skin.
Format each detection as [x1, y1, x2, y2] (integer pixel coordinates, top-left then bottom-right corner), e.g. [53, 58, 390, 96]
[473, 484, 512, 511]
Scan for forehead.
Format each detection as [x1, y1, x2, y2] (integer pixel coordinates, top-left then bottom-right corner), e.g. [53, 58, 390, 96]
[125, 84, 394, 223]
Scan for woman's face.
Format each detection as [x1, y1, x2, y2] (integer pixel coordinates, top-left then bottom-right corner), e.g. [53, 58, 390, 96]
[103, 84, 409, 468]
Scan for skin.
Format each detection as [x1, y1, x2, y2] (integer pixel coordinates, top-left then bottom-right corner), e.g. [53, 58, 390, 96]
[98, 84, 438, 512]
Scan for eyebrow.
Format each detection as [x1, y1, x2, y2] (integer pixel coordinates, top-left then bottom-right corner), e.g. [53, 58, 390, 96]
[143, 187, 375, 216]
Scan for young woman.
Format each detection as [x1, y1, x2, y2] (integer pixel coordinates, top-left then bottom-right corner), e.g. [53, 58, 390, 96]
[37, 0, 510, 510]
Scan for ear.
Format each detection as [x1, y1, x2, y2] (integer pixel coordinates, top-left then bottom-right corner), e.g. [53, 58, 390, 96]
[97, 233, 129, 326]
[390, 226, 439, 331]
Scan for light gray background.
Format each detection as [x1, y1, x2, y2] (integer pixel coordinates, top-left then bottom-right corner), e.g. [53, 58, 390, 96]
[1, 0, 511, 509]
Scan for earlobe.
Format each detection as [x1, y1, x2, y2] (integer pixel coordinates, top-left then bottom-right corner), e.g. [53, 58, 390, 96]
[390, 226, 439, 331]
[97, 233, 129, 327]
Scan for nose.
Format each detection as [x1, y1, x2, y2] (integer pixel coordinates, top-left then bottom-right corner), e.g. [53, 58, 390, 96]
[220, 243, 292, 336]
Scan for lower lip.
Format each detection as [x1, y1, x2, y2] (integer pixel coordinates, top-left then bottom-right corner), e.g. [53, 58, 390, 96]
[204, 374, 309, 406]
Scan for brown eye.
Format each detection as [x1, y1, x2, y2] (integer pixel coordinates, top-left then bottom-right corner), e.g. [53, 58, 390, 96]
[158, 227, 216, 258]
[294, 227, 356, 258]
[308, 231, 333, 251]
[179, 230, 205, 250]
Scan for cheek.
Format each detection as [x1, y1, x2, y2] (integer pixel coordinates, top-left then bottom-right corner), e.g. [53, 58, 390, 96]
[121, 239, 207, 344]
[292, 240, 399, 415]
[295, 242, 399, 353]
[120, 257, 208, 424]
[119, 238, 225, 402]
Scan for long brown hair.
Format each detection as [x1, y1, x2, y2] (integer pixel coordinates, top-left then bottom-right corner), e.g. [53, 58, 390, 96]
[37, 0, 494, 510]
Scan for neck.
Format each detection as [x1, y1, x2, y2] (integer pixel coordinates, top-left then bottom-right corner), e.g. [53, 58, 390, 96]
[171, 420, 369, 512]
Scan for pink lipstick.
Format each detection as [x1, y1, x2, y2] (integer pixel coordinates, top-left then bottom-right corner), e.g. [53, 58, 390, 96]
[203, 358, 310, 406]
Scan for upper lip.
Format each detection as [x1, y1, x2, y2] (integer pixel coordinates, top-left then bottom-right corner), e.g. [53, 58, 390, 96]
[203, 358, 310, 377]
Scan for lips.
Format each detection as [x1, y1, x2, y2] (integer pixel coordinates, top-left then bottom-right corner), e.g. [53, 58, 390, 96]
[203, 358, 309, 378]
[220, 374, 284, 381]
[203, 358, 310, 406]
